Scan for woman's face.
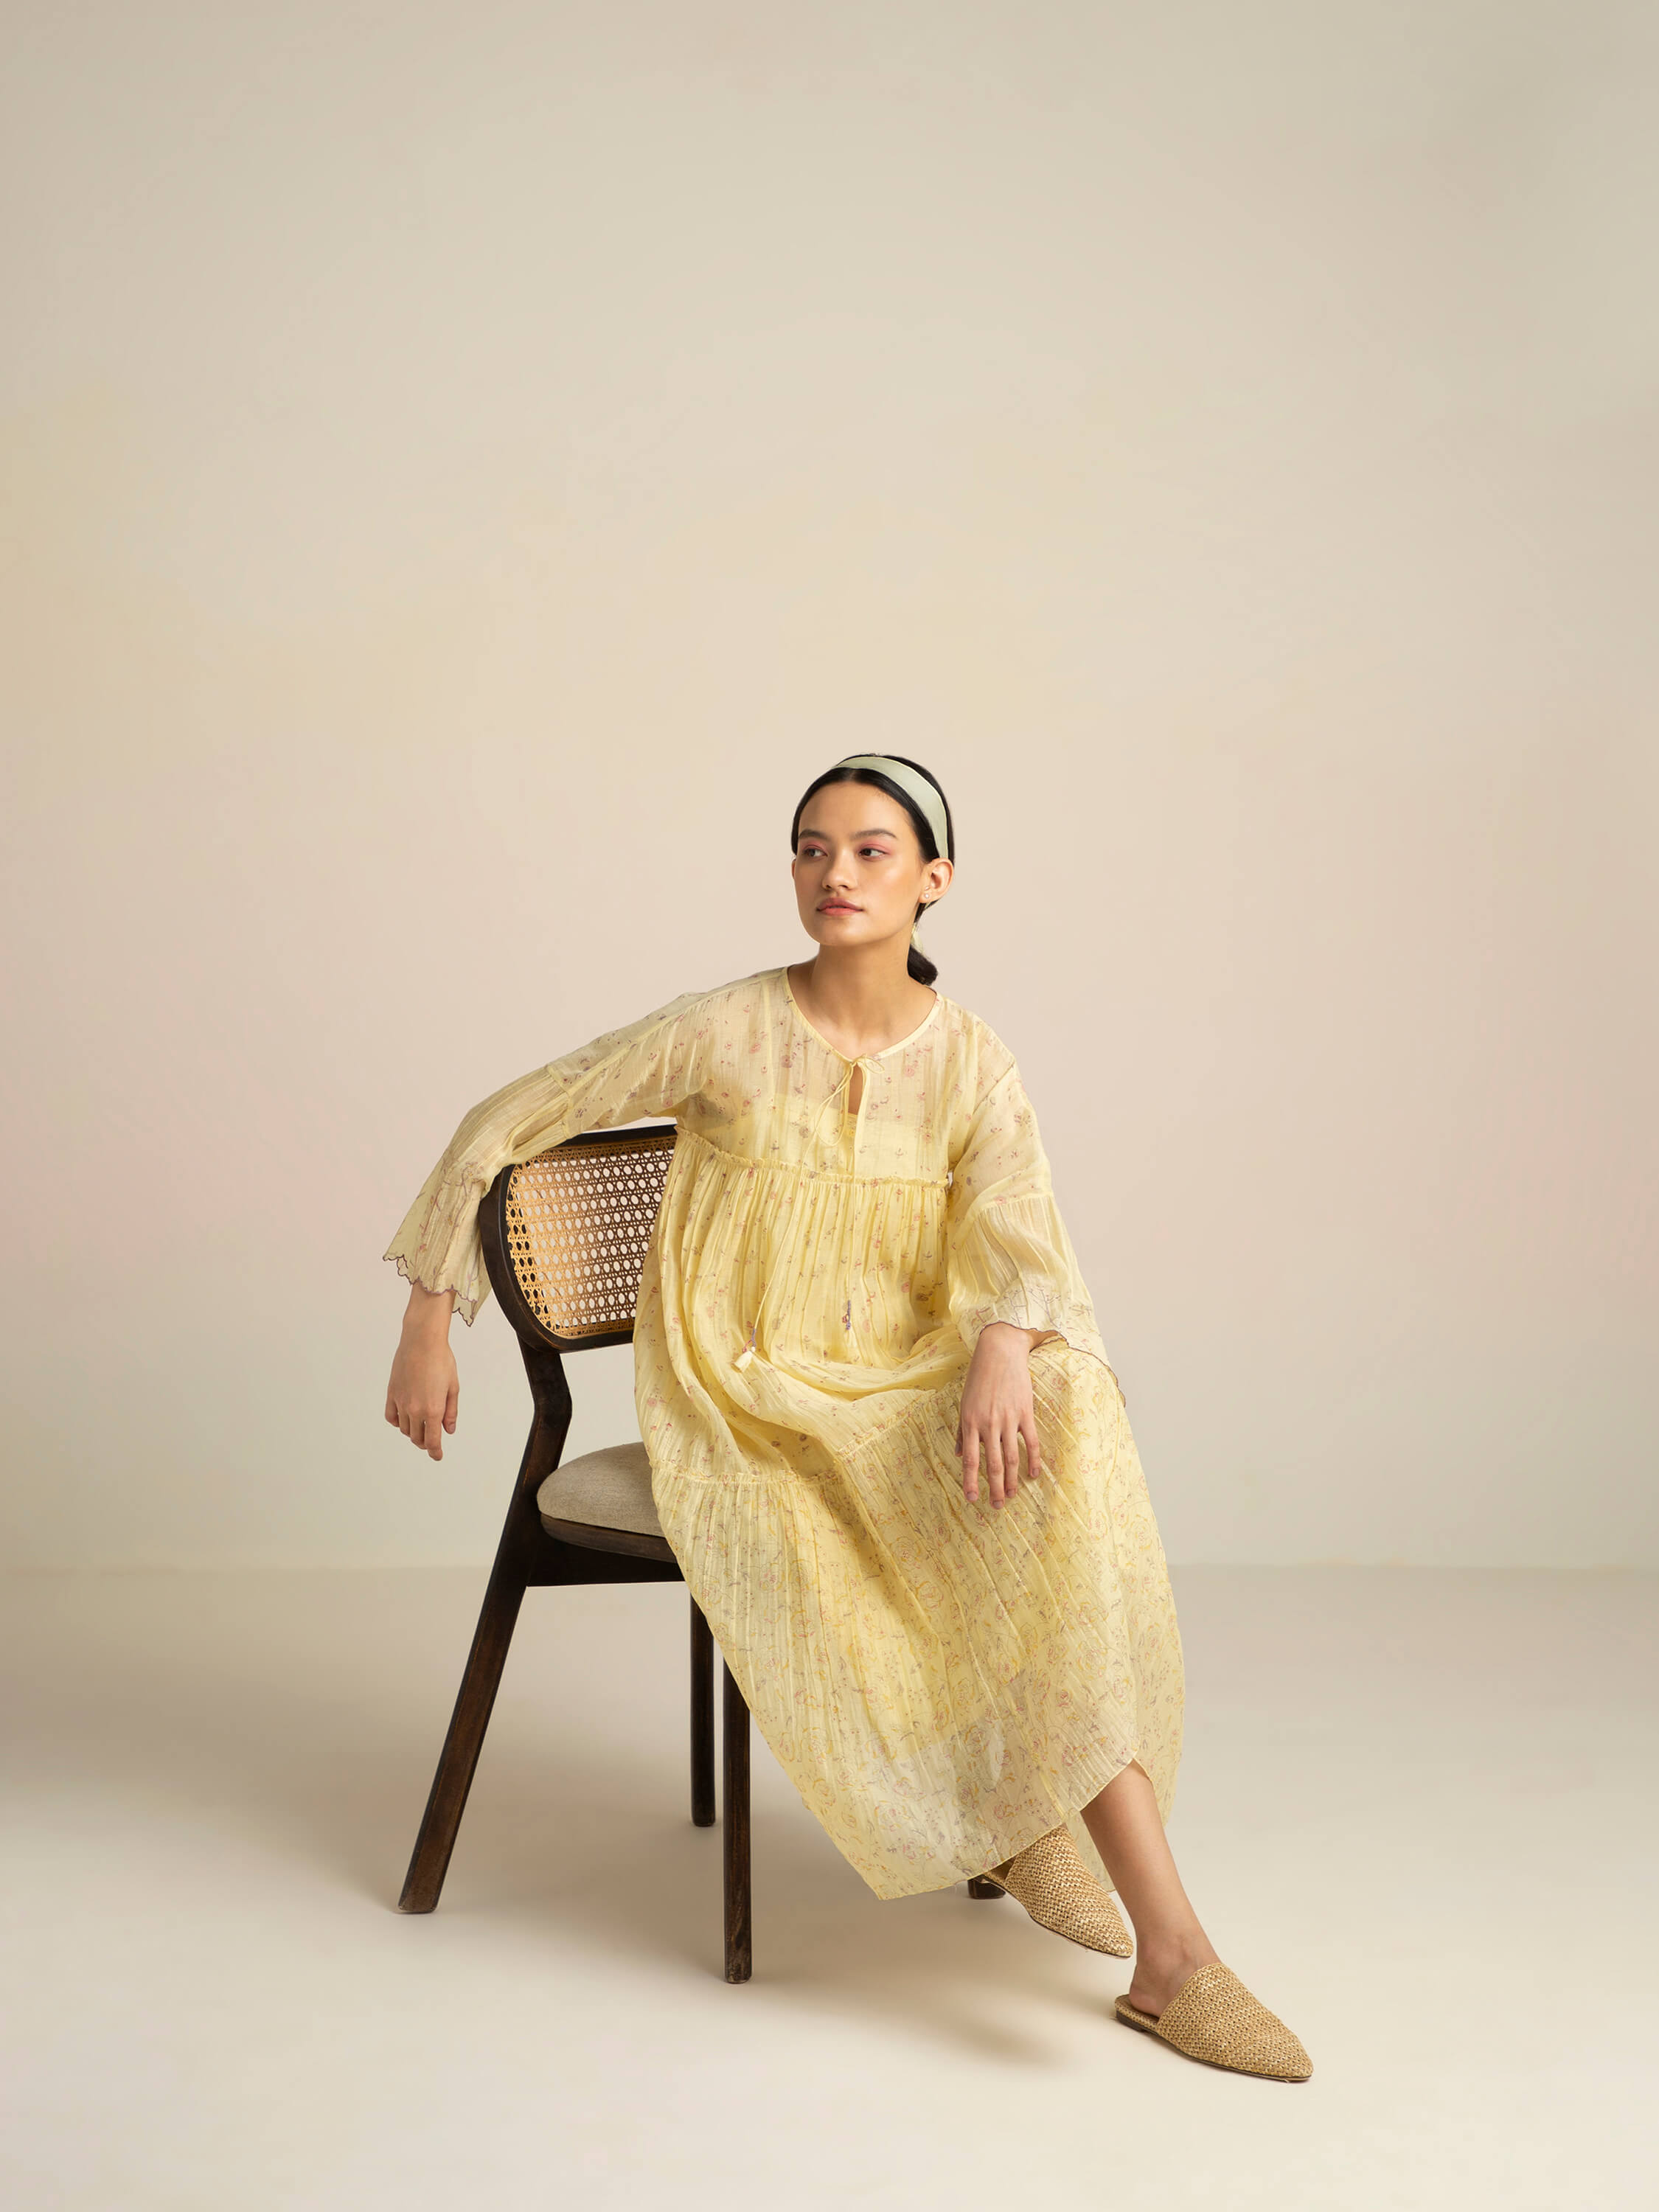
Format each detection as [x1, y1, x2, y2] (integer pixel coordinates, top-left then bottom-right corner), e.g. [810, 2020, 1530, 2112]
[791, 779, 953, 959]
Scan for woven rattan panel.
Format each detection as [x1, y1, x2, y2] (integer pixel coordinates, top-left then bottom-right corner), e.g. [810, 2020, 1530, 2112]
[503, 1131, 677, 1342]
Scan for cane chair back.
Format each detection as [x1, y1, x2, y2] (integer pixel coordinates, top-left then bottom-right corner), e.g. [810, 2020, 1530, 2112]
[487, 1124, 677, 1352]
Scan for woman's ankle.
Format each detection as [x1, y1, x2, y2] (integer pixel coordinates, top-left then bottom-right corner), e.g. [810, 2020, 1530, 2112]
[1130, 1926, 1218, 1989]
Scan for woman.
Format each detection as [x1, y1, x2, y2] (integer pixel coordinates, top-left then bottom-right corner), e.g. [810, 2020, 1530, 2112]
[383, 754, 1310, 2082]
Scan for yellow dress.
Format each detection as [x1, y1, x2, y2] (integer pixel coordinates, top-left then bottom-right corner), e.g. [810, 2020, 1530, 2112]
[386, 964, 1183, 1900]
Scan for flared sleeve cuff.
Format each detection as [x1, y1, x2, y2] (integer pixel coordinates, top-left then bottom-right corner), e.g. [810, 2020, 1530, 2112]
[383, 1161, 493, 1326]
[948, 1192, 1113, 1371]
[955, 1284, 1103, 1358]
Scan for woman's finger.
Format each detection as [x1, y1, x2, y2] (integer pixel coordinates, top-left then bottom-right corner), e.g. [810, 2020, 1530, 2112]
[1021, 1411, 1043, 1484]
[1005, 1416, 1026, 1496]
[960, 1421, 981, 1503]
[984, 1424, 1006, 1507]
[444, 1380, 459, 1435]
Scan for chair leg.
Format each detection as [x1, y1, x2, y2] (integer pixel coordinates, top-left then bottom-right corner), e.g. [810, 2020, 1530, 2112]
[689, 1600, 716, 1827]
[722, 1661, 752, 1983]
[398, 1568, 528, 1913]
[967, 1877, 1006, 1901]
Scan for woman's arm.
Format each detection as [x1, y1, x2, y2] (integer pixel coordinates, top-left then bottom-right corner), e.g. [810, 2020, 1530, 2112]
[380, 983, 716, 1460]
[383, 987, 709, 1327]
[945, 1048, 1110, 1508]
[944, 1057, 1110, 1373]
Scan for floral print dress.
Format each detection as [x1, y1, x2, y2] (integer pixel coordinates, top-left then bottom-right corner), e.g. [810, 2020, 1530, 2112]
[386, 964, 1183, 1899]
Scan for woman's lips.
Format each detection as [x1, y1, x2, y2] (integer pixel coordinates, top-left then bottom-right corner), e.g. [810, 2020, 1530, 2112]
[819, 902, 860, 913]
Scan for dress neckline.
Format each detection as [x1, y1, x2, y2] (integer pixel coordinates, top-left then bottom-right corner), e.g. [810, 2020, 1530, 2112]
[779, 965, 944, 1062]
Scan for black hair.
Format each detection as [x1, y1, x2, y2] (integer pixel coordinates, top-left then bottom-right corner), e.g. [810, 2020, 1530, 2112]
[789, 755, 955, 987]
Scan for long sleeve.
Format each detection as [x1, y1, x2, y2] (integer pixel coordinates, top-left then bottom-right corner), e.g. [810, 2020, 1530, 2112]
[383, 986, 714, 1324]
[945, 1058, 1113, 1371]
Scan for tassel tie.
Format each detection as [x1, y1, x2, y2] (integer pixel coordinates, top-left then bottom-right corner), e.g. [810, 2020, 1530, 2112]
[734, 1057, 866, 1371]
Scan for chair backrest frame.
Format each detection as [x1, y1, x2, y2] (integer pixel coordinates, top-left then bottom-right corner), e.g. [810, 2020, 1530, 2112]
[479, 1123, 678, 1356]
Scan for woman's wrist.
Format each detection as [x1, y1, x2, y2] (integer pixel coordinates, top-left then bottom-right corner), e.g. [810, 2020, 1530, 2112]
[979, 1321, 1048, 1352]
[402, 1282, 456, 1336]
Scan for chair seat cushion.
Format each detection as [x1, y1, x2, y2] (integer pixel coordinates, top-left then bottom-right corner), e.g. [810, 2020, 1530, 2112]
[536, 1441, 662, 1538]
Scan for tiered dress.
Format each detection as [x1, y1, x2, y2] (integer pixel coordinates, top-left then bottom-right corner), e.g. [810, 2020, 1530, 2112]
[386, 964, 1183, 1900]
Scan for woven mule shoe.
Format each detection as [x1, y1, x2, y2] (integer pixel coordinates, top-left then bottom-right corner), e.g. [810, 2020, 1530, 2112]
[981, 1826, 1133, 1958]
[1114, 1962, 1312, 2081]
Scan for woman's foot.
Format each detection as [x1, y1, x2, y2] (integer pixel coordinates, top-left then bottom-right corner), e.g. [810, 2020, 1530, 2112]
[981, 1826, 1133, 1958]
[1116, 1964, 1313, 2081]
[1124, 1935, 1220, 2020]
[1078, 1762, 1310, 2079]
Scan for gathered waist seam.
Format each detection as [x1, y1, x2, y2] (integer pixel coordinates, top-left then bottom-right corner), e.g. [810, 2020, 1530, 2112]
[671, 1119, 950, 1193]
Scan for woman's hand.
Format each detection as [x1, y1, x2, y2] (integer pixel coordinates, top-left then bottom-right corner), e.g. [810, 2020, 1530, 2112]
[386, 1283, 459, 1461]
[956, 1322, 1051, 1508]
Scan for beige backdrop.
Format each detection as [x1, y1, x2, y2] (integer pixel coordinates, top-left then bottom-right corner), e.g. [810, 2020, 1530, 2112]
[4, 2, 1655, 1569]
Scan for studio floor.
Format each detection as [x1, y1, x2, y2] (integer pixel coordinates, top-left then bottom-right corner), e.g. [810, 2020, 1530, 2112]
[4, 1565, 1655, 2211]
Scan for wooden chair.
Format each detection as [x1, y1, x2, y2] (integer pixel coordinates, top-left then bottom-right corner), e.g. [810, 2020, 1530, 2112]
[396, 1124, 755, 1982]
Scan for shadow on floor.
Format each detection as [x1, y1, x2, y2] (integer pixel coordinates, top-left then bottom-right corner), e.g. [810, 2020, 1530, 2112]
[3, 1571, 1125, 2062]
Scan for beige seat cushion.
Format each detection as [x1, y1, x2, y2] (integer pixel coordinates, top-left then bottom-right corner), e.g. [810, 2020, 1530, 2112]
[536, 1441, 662, 1538]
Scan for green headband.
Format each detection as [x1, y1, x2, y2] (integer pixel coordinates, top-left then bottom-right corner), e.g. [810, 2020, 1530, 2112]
[832, 754, 950, 860]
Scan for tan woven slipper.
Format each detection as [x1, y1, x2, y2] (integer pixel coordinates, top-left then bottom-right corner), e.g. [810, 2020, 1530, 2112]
[1115, 1962, 1312, 2081]
[980, 1825, 1133, 1958]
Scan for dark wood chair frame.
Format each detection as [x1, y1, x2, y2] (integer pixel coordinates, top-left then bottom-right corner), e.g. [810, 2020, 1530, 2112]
[396, 1124, 757, 1981]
